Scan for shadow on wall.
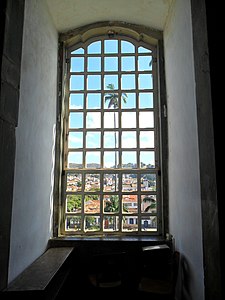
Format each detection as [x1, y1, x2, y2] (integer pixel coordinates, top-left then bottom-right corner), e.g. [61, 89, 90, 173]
[179, 254, 192, 300]
[49, 124, 56, 234]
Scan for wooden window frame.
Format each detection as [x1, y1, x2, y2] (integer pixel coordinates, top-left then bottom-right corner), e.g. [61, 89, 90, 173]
[53, 22, 168, 238]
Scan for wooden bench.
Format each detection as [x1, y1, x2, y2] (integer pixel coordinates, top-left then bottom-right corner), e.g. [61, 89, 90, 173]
[2, 247, 74, 299]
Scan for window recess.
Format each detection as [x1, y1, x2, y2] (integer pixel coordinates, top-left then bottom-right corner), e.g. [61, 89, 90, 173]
[60, 34, 163, 236]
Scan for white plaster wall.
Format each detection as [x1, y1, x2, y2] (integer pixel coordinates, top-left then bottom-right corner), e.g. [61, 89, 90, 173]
[9, 0, 58, 283]
[164, 0, 204, 299]
[46, 0, 172, 32]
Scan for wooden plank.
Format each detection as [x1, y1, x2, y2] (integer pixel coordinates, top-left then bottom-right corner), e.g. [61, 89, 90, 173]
[6, 247, 74, 291]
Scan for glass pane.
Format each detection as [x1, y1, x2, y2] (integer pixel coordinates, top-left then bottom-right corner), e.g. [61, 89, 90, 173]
[141, 216, 157, 232]
[104, 57, 118, 71]
[139, 112, 154, 128]
[121, 93, 136, 109]
[141, 173, 156, 191]
[66, 216, 82, 231]
[122, 173, 137, 192]
[139, 131, 154, 148]
[68, 132, 83, 148]
[121, 40, 135, 53]
[138, 56, 152, 71]
[84, 195, 100, 213]
[85, 216, 100, 232]
[103, 195, 119, 213]
[139, 92, 153, 108]
[104, 112, 118, 128]
[66, 173, 82, 192]
[138, 46, 151, 53]
[70, 94, 84, 109]
[69, 112, 83, 128]
[68, 152, 82, 168]
[139, 74, 153, 90]
[87, 41, 101, 54]
[104, 151, 119, 168]
[66, 195, 82, 213]
[140, 151, 155, 168]
[121, 56, 135, 71]
[121, 131, 136, 148]
[87, 75, 101, 90]
[103, 174, 119, 192]
[84, 173, 100, 191]
[104, 40, 118, 54]
[103, 216, 119, 231]
[122, 151, 137, 168]
[87, 57, 101, 72]
[104, 93, 119, 109]
[104, 75, 118, 90]
[121, 74, 135, 90]
[121, 112, 136, 128]
[87, 93, 101, 109]
[104, 131, 119, 148]
[86, 152, 101, 168]
[122, 216, 138, 232]
[70, 75, 84, 90]
[86, 131, 101, 148]
[141, 195, 156, 213]
[86, 112, 101, 128]
[71, 57, 84, 72]
[71, 48, 84, 54]
[122, 195, 138, 213]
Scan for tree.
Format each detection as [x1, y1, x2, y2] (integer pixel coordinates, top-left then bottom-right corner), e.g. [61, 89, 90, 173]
[142, 196, 156, 212]
[67, 195, 82, 212]
[104, 195, 119, 212]
[104, 83, 128, 168]
[104, 83, 128, 110]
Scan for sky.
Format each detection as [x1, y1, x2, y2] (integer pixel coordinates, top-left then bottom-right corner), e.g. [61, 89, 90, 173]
[67, 39, 156, 168]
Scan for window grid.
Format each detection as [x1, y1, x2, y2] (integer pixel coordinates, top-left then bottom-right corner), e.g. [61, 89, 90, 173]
[62, 36, 161, 235]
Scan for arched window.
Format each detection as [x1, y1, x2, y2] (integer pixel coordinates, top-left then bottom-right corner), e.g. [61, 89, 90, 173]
[57, 24, 167, 236]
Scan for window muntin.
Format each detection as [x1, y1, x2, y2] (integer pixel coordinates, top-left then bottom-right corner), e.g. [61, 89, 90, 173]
[63, 36, 161, 235]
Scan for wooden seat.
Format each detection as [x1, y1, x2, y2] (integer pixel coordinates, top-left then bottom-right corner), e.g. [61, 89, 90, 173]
[87, 251, 127, 289]
[2, 247, 74, 299]
[138, 250, 180, 300]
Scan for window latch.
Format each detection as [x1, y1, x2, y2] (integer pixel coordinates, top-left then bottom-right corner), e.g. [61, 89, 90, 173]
[163, 104, 167, 118]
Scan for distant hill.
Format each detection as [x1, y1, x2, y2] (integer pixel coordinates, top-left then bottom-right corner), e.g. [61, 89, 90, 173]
[68, 162, 154, 169]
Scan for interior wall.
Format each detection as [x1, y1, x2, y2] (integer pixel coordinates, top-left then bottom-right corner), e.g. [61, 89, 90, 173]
[8, 0, 58, 283]
[0, 0, 25, 290]
[164, 0, 204, 299]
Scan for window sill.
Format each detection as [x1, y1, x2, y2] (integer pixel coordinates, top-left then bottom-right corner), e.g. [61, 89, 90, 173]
[48, 235, 169, 248]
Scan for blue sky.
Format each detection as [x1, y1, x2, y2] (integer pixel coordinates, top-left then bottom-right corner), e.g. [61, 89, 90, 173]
[67, 40, 155, 168]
